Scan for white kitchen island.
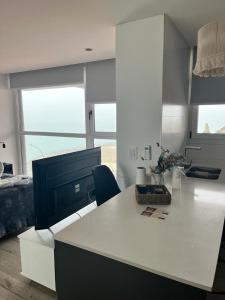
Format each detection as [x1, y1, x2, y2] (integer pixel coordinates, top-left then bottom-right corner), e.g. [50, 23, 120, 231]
[18, 202, 96, 290]
[54, 175, 225, 299]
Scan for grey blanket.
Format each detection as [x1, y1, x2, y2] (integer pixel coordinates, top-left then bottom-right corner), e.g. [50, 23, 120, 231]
[0, 181, 34, 239]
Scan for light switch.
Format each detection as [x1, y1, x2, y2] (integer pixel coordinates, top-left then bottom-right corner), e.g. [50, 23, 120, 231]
[144, 145, 152, 160]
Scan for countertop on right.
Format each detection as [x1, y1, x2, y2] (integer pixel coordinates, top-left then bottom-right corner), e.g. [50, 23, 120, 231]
[55, 174, 225, 292]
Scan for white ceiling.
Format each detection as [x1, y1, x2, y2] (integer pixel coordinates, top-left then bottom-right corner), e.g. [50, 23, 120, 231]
[1, 0, 225, 73]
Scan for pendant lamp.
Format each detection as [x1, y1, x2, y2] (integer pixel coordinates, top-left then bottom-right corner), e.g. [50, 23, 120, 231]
[193, 20, 225, 77]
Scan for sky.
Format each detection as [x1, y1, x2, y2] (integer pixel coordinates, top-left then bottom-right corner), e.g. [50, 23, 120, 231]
[22, 87, 86, 133]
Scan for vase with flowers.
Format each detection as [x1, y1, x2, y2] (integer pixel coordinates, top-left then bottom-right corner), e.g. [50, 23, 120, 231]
[150, 143, 187, 186]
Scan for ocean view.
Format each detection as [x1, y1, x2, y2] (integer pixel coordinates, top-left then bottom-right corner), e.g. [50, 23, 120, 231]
[25, 135, 116, 176]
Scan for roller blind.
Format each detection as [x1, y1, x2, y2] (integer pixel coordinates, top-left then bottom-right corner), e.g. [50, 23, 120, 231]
[85, 59, 116, 103]
[10, 64, 84, 89]
[9, 59, 116, 103]
[191, 48, 225, 104]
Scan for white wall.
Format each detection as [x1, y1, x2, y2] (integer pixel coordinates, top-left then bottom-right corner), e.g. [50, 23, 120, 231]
[116, 15, 191, 187]
[0, 74, 20, 173]
[116, 16, 164, 187]
[162, 16, 190, 153]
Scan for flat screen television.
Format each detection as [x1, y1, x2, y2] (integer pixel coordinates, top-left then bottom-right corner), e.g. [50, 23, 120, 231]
[32, 147, 101, 230]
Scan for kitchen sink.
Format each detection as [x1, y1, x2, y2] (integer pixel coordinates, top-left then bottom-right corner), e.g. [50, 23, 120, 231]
[186, 166, 221, 180]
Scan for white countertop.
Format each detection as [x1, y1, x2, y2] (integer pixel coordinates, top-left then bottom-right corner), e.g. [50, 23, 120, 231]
[55, 176, 225, 291]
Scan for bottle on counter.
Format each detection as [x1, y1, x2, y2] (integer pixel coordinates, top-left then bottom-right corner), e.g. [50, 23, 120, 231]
[136, 167, 146, 185]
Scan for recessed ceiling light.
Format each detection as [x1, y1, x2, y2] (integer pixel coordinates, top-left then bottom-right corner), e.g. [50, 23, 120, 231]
[85, 48, 93, 52]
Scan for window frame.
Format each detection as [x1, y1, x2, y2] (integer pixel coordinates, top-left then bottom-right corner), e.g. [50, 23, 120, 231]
[191, 104, 225, 141]
[89, 102, 117, 142]
[89, 102, 117, 175]
[18, 87, 117, 174]
[19, 84, 89, 173]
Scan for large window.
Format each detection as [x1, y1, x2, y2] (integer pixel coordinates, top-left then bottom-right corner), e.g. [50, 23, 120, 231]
[20, 87, 117, 175]
[94, 103, 116, 132]
[197, 105, 225, 134]
[22, 87, 85, 133]
[20, 86, 87, 175]
[192, 105, 225, 138]
[94, 139, 117, 175]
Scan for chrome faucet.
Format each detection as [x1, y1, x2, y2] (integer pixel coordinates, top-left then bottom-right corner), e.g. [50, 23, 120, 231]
[184, 145, 201, 157]
[184, 146, 201, 166]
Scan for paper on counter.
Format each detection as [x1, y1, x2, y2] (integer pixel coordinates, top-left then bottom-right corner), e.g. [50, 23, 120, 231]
[141, 207, 168, 220]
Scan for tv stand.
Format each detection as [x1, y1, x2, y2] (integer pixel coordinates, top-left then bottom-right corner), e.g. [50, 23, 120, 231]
[18, 202, 96, 291]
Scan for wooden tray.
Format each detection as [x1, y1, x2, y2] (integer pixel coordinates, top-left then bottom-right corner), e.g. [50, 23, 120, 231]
[135, 184, 171, 205]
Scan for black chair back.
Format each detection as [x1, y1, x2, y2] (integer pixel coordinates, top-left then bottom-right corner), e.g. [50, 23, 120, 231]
[92, 165, 121, 206]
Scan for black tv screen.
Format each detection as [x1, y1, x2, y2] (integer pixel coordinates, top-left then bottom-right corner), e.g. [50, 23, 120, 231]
[32, 148, 101, 230]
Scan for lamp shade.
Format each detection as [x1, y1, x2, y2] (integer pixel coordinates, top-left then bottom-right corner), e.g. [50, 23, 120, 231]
[193, 20, 225, 77]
